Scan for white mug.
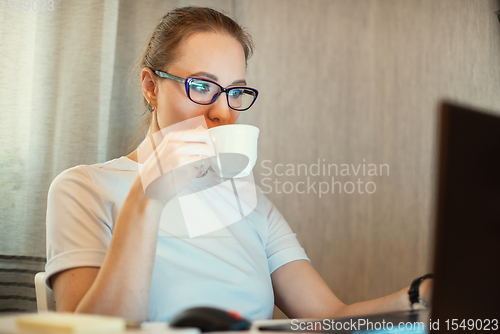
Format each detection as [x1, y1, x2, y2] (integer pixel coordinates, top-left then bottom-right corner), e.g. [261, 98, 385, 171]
[208, 124, 260, 178]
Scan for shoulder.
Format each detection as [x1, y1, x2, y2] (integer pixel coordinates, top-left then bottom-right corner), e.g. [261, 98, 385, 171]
[238, 182, 289, 236]
[46, 159, 135, 232]
[254, 184, 283, 218]
[48, 164, 94, 196]
[49, 157, 136, 192]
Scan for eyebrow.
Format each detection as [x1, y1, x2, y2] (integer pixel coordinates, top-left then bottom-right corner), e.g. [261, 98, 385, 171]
[191, 72, 247, 86]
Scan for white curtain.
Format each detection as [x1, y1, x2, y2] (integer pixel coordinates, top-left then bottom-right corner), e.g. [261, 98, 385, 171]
[0, 0, 233, 313]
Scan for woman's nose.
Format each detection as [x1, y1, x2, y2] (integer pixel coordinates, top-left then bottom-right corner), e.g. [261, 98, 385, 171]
[208, 94, 231, 124]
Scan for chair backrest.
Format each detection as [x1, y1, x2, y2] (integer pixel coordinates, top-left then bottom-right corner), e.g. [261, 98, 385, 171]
[34, 272, 56, 312]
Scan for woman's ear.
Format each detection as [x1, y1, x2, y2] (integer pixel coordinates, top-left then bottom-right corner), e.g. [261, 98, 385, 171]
[141, 68, 159, 106]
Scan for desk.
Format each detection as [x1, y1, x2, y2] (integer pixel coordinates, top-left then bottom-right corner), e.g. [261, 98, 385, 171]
[0, 311, 430, 333]
[0, 314, 291, 334]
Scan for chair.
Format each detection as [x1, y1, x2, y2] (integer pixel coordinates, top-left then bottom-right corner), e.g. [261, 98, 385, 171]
[34, 272, 56, 312]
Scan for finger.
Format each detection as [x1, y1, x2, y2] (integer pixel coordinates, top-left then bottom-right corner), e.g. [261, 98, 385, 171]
[196, 157, 211, 178]
[155, 138, 215, 159]
[166, 127, 213, 144]
[152, 129, 212, 158]
[174, 155, 211, 170]
[196, 167, 210, 178]
[172, 142, 215, 157]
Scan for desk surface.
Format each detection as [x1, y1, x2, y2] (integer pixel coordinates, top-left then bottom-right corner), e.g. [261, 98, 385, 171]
[0, 311, 430, 334]
[0, 314, 291, 334]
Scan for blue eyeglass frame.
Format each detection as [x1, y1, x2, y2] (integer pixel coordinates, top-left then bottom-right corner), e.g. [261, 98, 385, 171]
[151, 69, 259, 111]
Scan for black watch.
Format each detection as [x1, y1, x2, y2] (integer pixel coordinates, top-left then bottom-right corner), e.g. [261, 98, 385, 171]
[408, 273, 434, 310]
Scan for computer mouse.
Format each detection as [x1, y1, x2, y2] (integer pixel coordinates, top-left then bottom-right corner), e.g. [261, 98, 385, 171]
[169, 306, 252, 332]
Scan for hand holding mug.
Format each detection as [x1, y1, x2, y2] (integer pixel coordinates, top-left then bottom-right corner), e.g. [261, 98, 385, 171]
[139, 126, 214, 202]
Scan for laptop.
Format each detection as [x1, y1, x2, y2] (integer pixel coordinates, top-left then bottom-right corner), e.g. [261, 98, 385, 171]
[258, 101, 500, 333]
[430, 102, 500, 328]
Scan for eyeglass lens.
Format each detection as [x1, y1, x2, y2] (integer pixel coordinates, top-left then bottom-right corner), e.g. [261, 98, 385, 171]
[188, 79, 256, 111]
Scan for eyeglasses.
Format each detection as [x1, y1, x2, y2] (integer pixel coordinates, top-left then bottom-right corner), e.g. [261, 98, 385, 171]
[151, 69, 259, 111]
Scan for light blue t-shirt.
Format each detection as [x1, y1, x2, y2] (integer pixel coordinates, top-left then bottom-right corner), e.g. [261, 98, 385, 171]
[45, 156, 310, 321]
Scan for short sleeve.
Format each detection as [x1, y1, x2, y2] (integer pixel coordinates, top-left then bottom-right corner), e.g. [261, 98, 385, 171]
[258, 188, 310, 274]
[45, 166, 112, 289]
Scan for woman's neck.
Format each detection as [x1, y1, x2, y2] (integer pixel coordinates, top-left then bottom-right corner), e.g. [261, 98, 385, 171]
[126, 149, 138, 162]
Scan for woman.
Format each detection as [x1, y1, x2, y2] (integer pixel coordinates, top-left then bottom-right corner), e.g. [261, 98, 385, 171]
[46, 6, 432, 322]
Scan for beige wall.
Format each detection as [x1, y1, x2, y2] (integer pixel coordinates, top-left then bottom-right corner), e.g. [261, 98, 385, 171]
[232, 0, 500, 318]
[114, 0, 500, 318]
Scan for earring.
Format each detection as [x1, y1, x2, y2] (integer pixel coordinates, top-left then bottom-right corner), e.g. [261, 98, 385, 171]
[147, 101, 156, 112]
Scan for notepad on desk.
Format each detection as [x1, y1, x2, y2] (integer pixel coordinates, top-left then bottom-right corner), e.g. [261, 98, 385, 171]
[15, 312, 126, 334]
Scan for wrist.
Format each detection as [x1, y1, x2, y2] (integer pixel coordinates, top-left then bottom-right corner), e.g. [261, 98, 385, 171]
[129, 174, 168, 209]
[408, 274, 434, 310]
[419, 278, 433, 306]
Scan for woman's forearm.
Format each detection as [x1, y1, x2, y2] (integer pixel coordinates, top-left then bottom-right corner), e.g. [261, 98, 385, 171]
[334, 279, 432, 318]
[74, 176, 166, 321]
[334, 286, 411, 318]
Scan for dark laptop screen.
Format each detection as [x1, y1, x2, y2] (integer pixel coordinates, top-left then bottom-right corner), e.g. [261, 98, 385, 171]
[431, 102, 500, 325]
